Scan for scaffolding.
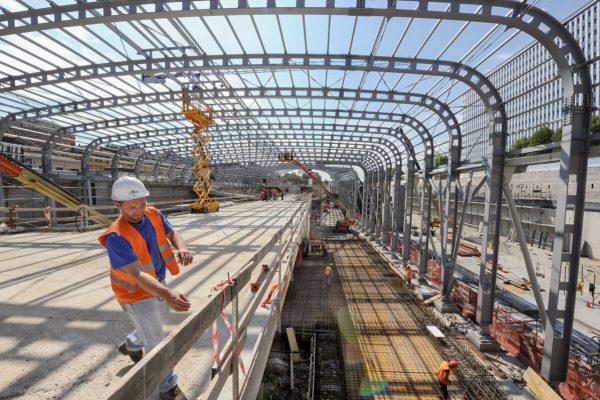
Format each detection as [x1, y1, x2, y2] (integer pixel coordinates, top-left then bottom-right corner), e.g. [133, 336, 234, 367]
[182, 93, 219, 213]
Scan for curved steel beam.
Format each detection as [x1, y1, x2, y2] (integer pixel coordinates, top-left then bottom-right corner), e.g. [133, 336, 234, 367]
[29, 88, 458, 172]
[77, 129, 395, 170]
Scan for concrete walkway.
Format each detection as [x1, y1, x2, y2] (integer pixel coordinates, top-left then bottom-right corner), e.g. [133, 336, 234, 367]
[0, 199, 302, 399]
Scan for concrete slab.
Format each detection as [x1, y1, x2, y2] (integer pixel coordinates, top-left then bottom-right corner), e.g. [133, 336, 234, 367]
[0, 199, 304, 399]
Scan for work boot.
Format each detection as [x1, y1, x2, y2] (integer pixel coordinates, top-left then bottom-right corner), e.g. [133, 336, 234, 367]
[159, 385, 187, 400]
[118, 342, 143, 363]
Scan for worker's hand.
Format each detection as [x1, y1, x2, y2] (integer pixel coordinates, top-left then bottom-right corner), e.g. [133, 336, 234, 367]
[177, 249, 193, 266]
[166, 290, 191, 312]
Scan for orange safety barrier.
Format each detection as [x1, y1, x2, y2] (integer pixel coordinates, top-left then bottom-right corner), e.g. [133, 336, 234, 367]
[427, 260, 442, 289]
[490, 307, 600, 400]
[261, 283, 279, 308]
[451, 281, 478, 320]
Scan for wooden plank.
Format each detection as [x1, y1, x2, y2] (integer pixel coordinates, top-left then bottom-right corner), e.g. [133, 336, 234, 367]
[523, 367, 561, 400]
[286, 327, 302, 363]
[423, 293, 442, 305]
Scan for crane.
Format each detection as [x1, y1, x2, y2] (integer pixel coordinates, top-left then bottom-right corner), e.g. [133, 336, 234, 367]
[0, 153, 112, 225]
[278, 152, 355, 232]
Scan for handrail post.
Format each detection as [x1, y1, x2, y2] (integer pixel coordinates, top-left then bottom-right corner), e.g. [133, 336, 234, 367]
[231, 278, 240, 399]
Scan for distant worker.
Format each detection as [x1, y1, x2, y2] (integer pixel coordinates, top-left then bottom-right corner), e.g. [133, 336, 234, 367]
[577, 279, 584, 295]
[404, 265, 413, 288]
[590, 282, 596, 306]
[99, 176, 193, 400]
[435, 359, 459, 400]
[325, 264, 332, 287]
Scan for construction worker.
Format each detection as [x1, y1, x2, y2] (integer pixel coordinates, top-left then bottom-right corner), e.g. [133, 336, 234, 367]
[99, 176, 192, 400]
[435, 359, 459, 400]
[405, 265, 413, 288]
[325, 264, 332, 287]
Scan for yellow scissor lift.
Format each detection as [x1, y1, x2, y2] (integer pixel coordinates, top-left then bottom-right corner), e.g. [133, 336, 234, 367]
[182, 94, 219, 213]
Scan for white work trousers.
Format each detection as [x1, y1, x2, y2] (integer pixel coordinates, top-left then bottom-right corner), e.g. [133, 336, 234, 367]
[121, 292, 177, 393]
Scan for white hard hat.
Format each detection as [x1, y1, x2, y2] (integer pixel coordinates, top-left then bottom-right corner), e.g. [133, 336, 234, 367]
[111, 176, 150, 201]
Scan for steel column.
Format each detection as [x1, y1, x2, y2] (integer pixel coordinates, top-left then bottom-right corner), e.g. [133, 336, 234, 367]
[361, 171, 371, 231]
[476, 131, 508, 337]
[369, 169, 378, 240]
[375, 168, 385, 242]
[402, 160, 415, 265]
[382, 168, 392, 246]
[391, 165, 402, 258]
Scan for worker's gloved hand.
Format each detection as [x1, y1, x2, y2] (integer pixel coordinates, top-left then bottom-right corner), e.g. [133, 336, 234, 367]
[167, 290, 191, 312]
[177, 249, 193, 266]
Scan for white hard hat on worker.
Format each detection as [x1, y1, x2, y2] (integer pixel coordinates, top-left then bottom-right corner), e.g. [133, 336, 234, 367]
[111, 176, 150, 202]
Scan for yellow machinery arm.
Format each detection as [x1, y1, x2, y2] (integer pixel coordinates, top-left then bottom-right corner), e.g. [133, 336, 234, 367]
[278, 152, 350, 218]
[0, 153, 112, 225]
[182, 93, 219, 213]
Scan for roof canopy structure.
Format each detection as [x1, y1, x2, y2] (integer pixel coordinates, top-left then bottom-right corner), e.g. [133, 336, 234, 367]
[1, 0, 578, 173]
[0, 0, 595, 385]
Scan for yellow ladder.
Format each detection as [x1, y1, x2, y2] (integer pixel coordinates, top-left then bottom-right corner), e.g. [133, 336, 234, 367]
[182, 95, 219, 213]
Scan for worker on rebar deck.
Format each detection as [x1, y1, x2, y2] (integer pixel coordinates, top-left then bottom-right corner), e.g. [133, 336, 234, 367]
[404, 265, 413, 288]
[99, 176, 193, 400]
[325, 263, 333, 287]
[435, 359, 459, 400]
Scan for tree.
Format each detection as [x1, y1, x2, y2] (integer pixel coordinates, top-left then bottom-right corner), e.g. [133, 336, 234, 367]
[529, 126, 554, 146]
[552, 128, 562, 142]
[510, 137, 530, 152]
[434, 154, 448, 167]
[592, 115, 600, 134]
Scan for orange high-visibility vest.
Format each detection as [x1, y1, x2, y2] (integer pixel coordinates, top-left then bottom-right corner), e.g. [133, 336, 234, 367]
[99, 206, 179, 304]
[325, 265, 332, 276]
[435, 361, 451, 384]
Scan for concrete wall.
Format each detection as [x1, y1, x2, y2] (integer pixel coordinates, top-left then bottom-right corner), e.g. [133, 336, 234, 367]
[1, 175, 193, 228]
[407, 165, 600, 257]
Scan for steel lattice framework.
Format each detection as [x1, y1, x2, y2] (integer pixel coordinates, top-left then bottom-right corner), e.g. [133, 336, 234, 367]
[0, 0, 593, 385]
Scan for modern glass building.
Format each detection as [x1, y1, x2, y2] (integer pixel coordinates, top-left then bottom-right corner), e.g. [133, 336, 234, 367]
[461, 0, 600, 161]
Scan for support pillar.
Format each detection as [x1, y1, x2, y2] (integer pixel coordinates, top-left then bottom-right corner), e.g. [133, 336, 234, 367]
[361, 171, 371, 231]
[0, 172, 6, 220]
[391, 165, 402, 258]
[382, 167, 392, 247]
[418, 167, 433, 280]
[402, 160, 415, 264]
[369, 170, 378, 240]
[439, 159, 459, 306]
[375, 168, 384, 242]
[469, 127, 507, 351]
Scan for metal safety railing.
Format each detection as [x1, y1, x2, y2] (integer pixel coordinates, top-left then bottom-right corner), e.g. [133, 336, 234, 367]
[106, 197, 311, 400]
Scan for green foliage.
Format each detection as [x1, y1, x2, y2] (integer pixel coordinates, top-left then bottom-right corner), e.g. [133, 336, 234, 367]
[528, 126, 554, 146]
[552, 128, 562, 142]
[509, 137, 530, 152]
[434, 154, 448, 167]
[592, 115, 600, 134]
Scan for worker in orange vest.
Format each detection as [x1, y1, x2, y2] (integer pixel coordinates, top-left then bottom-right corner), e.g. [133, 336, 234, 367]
[404, 265, 413, 288]
[325, 264, 332, 287]
[99, 176, 192, 400]
[435, 359, 459, 399]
